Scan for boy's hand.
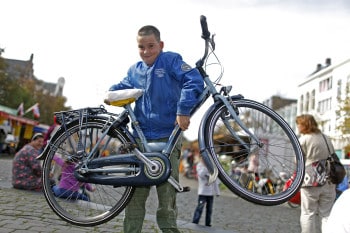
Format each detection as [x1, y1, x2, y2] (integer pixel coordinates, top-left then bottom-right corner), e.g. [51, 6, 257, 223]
[176, 115, 190, 131]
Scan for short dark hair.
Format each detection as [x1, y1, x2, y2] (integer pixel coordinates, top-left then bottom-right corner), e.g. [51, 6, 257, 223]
[138, 25, 161, 42]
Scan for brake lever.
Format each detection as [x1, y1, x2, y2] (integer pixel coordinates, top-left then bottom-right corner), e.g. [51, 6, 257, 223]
[211, 34, 216, 50]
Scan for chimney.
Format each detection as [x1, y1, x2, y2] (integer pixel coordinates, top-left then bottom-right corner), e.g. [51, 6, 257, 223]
[316, 63, 322, 71]
[325, 58, 331, 67]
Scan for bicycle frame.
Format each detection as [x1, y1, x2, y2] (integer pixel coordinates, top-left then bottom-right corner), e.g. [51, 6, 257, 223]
[38, 16, 306, 228]
[43, 73, 260, 190]
[38, 15, 263, 192]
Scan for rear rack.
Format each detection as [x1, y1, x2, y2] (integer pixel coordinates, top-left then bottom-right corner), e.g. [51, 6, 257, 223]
[54, 106, 108, 125]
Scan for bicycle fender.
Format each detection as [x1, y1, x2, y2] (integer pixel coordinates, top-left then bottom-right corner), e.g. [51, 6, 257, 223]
[36, 143, 49, 160]
[36, 125, 65, 160]
[198, 94, 244, 181]
[36, 115, 134, 161]
[198, 102, 220, 176]
[200, 148, 219, 185]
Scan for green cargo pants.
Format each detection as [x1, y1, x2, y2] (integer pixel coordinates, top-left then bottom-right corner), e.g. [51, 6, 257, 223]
[123, 138, 182, 233]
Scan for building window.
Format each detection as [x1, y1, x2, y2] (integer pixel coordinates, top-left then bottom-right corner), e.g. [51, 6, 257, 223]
[318, 97, 332, 114]
[299, 95, 304, 113]
[305, 92, 310, 112]
[311, 90, 315, 110]
[319, 76, 333, 92]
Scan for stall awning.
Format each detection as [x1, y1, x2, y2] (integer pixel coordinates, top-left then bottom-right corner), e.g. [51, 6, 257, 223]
[0, 111, 38, 125]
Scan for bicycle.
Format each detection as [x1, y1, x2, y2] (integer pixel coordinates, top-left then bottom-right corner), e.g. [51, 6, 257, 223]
[38, 15, 305, 227]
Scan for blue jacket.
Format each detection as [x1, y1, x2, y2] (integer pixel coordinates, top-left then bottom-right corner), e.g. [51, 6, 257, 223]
[109, 51, 204, 139]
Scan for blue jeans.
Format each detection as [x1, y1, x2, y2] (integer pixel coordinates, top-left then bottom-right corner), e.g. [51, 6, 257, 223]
[192, 195, 214, 226]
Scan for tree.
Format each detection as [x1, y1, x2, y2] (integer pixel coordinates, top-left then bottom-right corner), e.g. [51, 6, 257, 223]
[336, 81, 350, 135]
[0, 55, 71, 125]
[336, 80, 350, 157]
[18, 76, 71, 124]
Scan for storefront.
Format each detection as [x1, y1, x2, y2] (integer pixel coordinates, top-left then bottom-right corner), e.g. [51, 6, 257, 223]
[0, 105, 40, 151]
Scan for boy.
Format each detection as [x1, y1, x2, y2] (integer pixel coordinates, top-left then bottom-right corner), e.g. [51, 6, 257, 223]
[109, 25, 204, 233]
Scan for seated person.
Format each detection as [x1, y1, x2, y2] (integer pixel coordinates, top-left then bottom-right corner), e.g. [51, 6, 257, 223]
[52, 155, 95, 201]
[12, 133, 44, 191]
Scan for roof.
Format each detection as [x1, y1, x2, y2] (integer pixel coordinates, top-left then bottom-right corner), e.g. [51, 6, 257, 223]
[0, 105, 17, 115]
[4, 55, 34, 79]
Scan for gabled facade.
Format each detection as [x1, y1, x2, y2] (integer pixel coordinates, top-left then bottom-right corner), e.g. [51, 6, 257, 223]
[297, 58, 350, 157]
[3, 54, 65, 97]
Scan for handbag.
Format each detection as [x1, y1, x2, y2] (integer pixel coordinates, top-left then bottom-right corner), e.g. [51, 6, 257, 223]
[303, 158, 328, 187]
[322, 134, 346, 184]
[283, 172, 300, 204]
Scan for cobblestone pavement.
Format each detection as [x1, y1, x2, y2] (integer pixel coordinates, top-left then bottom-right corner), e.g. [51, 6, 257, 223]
[0, 154, 301, 232]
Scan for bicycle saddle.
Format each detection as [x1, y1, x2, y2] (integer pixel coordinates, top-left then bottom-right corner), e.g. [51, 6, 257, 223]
[104, 89, 144, 107]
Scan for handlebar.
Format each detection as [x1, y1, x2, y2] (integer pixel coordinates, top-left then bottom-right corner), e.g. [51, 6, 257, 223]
[200, 15, 210, 40]
[196, 15, 215, 72]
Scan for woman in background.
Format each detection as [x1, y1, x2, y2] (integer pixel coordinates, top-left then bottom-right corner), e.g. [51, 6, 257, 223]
[296, 114, 336, 233]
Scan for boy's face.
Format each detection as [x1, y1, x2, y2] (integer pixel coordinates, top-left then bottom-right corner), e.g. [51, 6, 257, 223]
[137, 34, 163, 66]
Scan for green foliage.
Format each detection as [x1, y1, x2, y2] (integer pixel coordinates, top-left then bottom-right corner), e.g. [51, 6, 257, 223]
[336, 82, 350, 135]
[0, 56, 71, 125]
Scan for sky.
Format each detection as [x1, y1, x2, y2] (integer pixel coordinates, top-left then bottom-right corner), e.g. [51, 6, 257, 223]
[2, 0, 350, 140]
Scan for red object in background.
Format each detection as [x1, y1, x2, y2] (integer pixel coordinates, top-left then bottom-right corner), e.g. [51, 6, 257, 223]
[283, 172, 301, 205]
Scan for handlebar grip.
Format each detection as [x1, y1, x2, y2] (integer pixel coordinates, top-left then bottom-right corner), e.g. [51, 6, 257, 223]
[200, 15, 210, 39]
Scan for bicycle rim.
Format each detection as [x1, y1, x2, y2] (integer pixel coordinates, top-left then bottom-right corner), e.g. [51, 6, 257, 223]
[42, 118, 135, 226]
[204, 98, 304, 205]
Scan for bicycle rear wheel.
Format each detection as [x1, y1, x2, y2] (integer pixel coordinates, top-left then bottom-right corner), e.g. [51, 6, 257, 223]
[204, 98, 304, 205]
[42, 117, 135, 226]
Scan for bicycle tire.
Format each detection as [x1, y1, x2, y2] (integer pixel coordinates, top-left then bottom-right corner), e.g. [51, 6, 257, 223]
[42, 117, 135, 226]
[204, 98, 304, 206]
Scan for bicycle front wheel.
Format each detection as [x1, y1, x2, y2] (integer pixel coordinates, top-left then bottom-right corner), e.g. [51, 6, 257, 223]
[204, 98, 304, 206]
[42, 117, 135, 226]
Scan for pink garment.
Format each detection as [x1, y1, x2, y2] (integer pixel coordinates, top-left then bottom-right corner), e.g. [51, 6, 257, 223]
[53, 156, 93, 192]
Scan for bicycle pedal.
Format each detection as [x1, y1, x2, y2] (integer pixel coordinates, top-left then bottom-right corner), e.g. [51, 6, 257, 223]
[177, 186, 191, 193]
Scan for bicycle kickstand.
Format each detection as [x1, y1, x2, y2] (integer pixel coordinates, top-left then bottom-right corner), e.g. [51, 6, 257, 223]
[168, 176, 191, 193]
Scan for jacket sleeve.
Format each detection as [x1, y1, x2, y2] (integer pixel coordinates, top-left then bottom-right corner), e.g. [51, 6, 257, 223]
[109, 67, 135, 91]
[177, 68, 204, 115]
[170, 55, 204, 116]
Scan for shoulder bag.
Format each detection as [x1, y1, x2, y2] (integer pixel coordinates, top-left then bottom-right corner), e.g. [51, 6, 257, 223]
[322, 134, 346, 185]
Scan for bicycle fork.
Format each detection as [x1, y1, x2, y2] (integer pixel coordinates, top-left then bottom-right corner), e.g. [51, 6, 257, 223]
[197, 95, 264, 184]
